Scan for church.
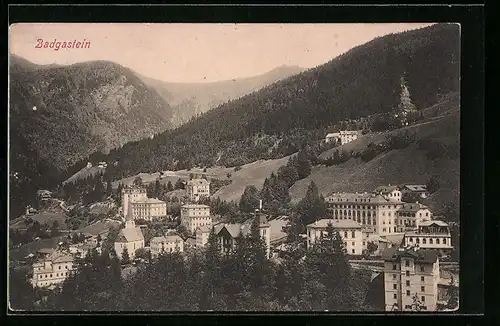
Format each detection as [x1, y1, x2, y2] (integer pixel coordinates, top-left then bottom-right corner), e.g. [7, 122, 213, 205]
[114, 214, 145, 260]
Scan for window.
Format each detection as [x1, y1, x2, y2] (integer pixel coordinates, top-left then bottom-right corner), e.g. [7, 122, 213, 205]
[393, 284, 397, 290]
[406, 290, 410, 296]
[393, 264, 397, 270]
[405, 260, 410, 267]
[436, 238, 440, 244]
[393, 293, 397, 299]
[393, 274, 397, 280]
[352, 231, 355, 238]
[406, 280, 410, 286]
[443, 238, 447, 244]
[410, 237, 414, 242]
[58, 266, 61, 270]
[50, 274, 53, 278]
[422, 238, 427, 244]
[416, 238, 420, 244]
[421, 296, 426, 302]
[406, 271, 410, 277]
[352, 249, 355, 254]
[421, 286, 425, 292]
[352, 241, 355, 246]
[421, 276, 425, 282]
[429, 238, 433, 244]
[344, 231, 348, 238]
[420, 266, 425, 272]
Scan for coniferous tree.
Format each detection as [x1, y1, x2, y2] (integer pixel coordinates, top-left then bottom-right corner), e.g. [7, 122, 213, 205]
[121, 247, 130, 265]
[167, 181, 174, 192]
[295, 181, 327, 227]
[296, 149, 312, 179]
[239, 185, 260, 213]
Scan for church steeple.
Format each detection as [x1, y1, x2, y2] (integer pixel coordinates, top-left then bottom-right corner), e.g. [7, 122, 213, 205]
[125, 211, 135, 229]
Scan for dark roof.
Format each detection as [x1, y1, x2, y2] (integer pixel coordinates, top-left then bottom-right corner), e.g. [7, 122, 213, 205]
[382, 247, 438, 264]
[374, 185, 400, 193]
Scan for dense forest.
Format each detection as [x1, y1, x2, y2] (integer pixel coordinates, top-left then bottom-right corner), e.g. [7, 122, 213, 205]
[68, 24, 459, 183]
[9, 59, 173, 218]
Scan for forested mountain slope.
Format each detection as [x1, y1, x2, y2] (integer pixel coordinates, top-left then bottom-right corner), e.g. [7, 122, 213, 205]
[80, 23, 459, 183]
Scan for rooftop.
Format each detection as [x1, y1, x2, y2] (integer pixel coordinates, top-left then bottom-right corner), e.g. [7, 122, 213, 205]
[187, 178, 210, 186]
[182, 204, 210, 209]
[307, 218, 363, 229]
[382, 246, 439, 264]
[419, 220, 448, 227]
[374, 185, 400, 194]
[151, 235, 183, 244]
[399, 202, 428, 212]
[116, 226, 144, 243]
[131, 198, 165, 204]
[326, 192, 389, 204]
[403, 185, 428, 192]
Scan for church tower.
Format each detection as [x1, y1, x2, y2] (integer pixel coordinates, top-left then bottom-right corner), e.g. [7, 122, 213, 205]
[125, 211, 135, 229]
[255, 204, 271, 259]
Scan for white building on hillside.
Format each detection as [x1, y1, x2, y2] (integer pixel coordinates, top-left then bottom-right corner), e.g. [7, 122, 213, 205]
[180, 204, 212, 234]
[150, 235, 184, 257]
[32, 251, 74, 288]
[128, 198, 167, 221]
[306, 219, 364, 255]
[114, 215, 145, 260]
[186, 178, 210, 202]
[121, 186, 147, 218]
[374, 185, 402, 202]
[403, 220, 453, 251]
[383, 246, 440, 312]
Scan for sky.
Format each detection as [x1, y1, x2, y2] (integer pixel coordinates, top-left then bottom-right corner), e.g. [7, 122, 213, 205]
[10, 23, 433, 83]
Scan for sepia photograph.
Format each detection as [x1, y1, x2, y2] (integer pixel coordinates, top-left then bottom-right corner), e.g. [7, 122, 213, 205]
[8, 22, 460, 312]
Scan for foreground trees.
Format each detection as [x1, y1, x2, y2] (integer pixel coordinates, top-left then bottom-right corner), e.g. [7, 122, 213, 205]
[27, 221, 373, 312]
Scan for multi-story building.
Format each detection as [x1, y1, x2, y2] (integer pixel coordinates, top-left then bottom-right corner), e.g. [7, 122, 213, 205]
[306, 219, 364, 255]
[214, 212, 271, 258]
[383, 246, 440, 311]
[325, 192, 402, 236]
[32, 251, 74, 288]
[403, 220, 452, 251]
[114, 215, 145, 260]
[180, 204, 212, 234]
[324, 130, 362, 145]
[150, 235, 184, 257]
[121, 186, 148, 218]
[374, 185, 402, 202]
[400, 184, 429, 200]
[186, 178, 210, 202]
[396, 202, 432, 232]
[128, 198, 167, 221]
[195, 225, 212, 248]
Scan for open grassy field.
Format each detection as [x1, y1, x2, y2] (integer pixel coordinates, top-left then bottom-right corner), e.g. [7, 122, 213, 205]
[290, 98, 460, 214]
[211, 155, 292, 203]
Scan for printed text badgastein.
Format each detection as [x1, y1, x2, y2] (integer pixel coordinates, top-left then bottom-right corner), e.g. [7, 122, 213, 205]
[35, 39, 91, 51]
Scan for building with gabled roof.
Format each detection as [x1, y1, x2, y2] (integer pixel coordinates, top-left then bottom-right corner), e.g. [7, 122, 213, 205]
[150, 235, 184, 257]
[374, 185, 402, 202]
[306, 219, 364, 255]
[403, 220, 452, 251]
[214, 211, 271, 258]
[32, 250, 74, 288]
[186, 178, 210, 202]
[382, 246, 440, 312]
[114, 214, 144, 260]
[181, 204, 212, 234]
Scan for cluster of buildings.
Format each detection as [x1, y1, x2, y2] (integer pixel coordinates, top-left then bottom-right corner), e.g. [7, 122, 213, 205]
[325, 130, 363, 145]
[303, 183, 456, 312]
[31, 234, 103, 288]
[306, 183, 452, 255]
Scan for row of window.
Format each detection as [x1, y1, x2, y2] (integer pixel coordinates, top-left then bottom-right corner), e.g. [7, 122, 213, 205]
[407, 237, 448, 245]
[393, 264, 426, 272]
[393, 282, 426, 291]
[38, 271, 69, 279]
[393, 273, 425, 281]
